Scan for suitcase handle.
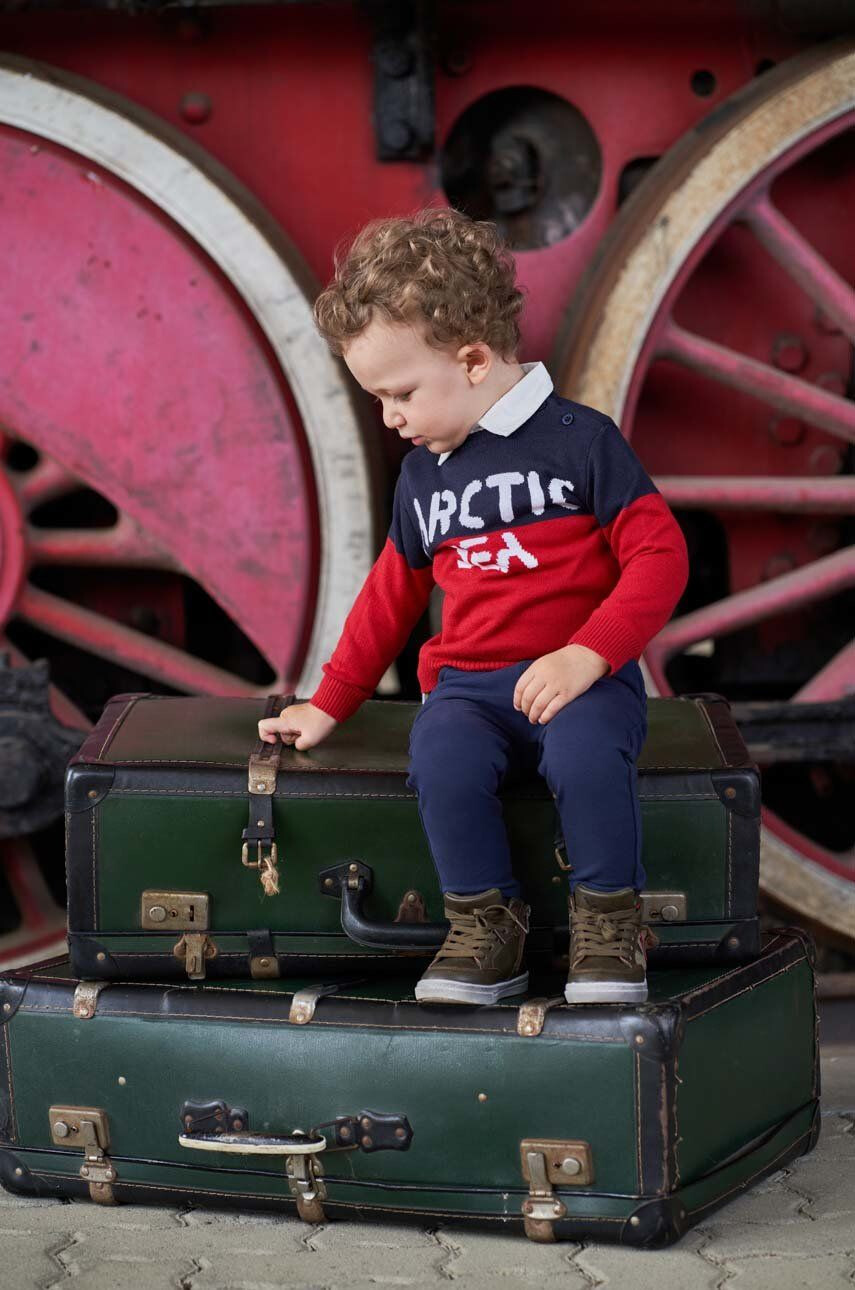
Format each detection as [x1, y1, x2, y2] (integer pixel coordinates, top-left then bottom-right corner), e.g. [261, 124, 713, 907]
[179, 1131, 326, 1156]
[319, 862, 447, 950]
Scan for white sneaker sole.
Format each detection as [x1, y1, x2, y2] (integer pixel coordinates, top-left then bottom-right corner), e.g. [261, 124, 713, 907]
[414, 972, 529, 1005]
[564, 980, 648, 1004]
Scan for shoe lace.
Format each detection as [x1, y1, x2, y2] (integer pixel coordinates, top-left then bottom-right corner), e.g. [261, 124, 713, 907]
[571, 904, 643, 968]
[438, 903, 529, 967]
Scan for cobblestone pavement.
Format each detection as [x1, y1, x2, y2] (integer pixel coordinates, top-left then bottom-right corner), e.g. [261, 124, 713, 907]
[2, 1046, 852, 1290]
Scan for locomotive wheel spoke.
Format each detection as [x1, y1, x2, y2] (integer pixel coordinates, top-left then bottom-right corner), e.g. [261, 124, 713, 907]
[13, 457, 81, 511]
[741, 192, 855, 345]
[792, 639, 855, 704]
[17, 583, 260, 696]
[652, 545, 855, 661]
[655, 475, 855, 514]
[27, 516, 180, 570]
[657, 320, 855, 444]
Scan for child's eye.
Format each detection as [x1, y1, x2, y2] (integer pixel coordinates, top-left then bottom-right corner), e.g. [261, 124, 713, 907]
[396, 392, 412, 403]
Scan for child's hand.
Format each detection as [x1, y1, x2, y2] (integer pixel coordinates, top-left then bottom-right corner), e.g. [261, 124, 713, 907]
[258, 701, 338, 751]
[513, 645, 610, 725]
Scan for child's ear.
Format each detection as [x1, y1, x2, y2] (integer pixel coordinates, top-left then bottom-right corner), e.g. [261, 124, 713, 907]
[458, 342, 491, 384]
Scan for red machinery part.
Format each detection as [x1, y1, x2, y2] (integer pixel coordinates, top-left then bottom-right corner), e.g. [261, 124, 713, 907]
[553, 41, 855, 941]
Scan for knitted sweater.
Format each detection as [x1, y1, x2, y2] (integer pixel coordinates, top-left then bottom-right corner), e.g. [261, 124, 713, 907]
[311, 370, 689, 723]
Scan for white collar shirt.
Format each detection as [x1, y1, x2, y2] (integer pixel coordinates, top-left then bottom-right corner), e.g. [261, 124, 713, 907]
[436, 360, 554, 465]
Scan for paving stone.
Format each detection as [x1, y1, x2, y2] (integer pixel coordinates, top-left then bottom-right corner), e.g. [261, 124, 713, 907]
[423, 1225, 590, 1285]
[22, 1227, 201, 1290]
[695, 1212, 855, 1259]
[574, 1233, 722, 1290]
[0, 1229, 64, 1289]
[724, 1253, 855, 1290]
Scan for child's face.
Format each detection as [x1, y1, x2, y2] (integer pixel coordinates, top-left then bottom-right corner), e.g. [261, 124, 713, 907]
[342, 316, 489, 456]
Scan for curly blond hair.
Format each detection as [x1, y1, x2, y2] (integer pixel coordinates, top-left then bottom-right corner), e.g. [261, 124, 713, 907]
[313, 207, 526, 359]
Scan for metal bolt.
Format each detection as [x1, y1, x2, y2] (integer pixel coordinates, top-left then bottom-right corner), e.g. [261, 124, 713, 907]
[772, 334, 808, 373]
[148, 905, 167, 923]
[561, 1156, 582, 1176]
[629, 1215, 641, 1227]
[380, 118, 413, 152]
[87, 789, 98, 799]
[257, 819, 265, 827]
[54, 1121, 70, 1139]
[727, 936, 740, 949]
[553, 1202, 563, 1215]
[552, 876, 561, 885]
[180, 92, 212, 125]
[725, 787, 737, 799]
[96, 953, 106, 963]
[2, 1003, 10, 1013]
[768, 416, 804, 446]
[477, 1093, 488, 1103]
[362, 1134, 374, 1148]
[360, 1117, 371, 1130]
[375, 39, 413, 79]
[394, 1127, 406, 1140]
[14, 1167, 22, 1177]
[349, 863, 359, 873]
[520, 1023, 536, 1036]
[185, 1115, 193, 1127]
[232, 1119, 243, 1130]
[255, 782, 265, 791]
[407, 892, 417, 904]
[259, 958, 270, 968]
[339, 1126, 351, 1140]
[323, 878, 334, 889]
[118, 1076, 127, 1086]
[634, 1035, 645, 1046]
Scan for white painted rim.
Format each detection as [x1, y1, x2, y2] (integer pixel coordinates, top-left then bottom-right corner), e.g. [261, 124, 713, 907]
[0, 54, 378, 695]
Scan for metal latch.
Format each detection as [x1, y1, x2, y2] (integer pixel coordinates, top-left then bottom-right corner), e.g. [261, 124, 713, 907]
[49, 1107, 116, 1204]
[520, 1139, 593, 1243]
[639, 892, 687, 923]
[140, 892, 216, 979]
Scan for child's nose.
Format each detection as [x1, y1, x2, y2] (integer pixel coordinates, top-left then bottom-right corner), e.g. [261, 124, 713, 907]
[384, 408, 405, 429]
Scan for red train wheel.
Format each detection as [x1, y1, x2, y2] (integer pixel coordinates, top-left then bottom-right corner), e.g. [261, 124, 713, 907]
[554, 41, 855, 944]
[0, 53, 381, 703]
[0, 55, 382, 966]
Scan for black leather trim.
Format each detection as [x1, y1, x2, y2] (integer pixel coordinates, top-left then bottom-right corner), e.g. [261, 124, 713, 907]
[710, 768, 761, 819]
[616, 1197, 686, 1247]
[65, 764, 116, 813]
[69, 694, 147, 767]
[0, 1150, 74, 1197]
[688, 693, 754, 768]
[65, 796, 102, 934]
[680, 930, 812, 1023]
[0, 977, 26, 1024]
[67, 936, 119, 976]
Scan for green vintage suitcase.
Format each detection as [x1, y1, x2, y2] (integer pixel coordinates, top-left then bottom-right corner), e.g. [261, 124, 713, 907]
[0, 931, 818, 1246]
[65, 691, 760, 981]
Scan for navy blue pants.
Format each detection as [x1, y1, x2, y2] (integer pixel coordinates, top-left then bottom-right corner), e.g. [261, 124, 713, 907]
[406, 659, 648, 897]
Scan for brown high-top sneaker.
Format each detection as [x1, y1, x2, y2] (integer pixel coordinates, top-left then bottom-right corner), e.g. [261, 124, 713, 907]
[414, 888, 530, 1005]
[565, 885, 649, 1004]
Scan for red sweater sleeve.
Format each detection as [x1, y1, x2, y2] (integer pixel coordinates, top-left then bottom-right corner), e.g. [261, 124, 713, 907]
[310, 478, 435, 721]
[568, 420, 689, 673]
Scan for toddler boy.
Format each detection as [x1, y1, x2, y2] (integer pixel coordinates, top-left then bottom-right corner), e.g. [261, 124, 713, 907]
[259, 207, 689, 1006]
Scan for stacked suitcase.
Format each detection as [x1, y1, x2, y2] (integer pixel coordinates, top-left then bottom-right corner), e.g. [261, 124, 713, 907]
[0, 691, 820, 1246]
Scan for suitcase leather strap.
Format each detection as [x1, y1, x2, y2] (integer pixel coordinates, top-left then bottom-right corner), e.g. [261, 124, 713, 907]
[241, 693, 296, 897]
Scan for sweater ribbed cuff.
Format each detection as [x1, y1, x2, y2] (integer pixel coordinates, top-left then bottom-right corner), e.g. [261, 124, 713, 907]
[310, 675, 368, 723]
[568, 615, 641, 676]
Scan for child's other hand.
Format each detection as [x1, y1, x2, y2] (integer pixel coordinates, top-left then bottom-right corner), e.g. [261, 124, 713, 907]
[513, 645, 610, 725]
[257, 702, 338, 751]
